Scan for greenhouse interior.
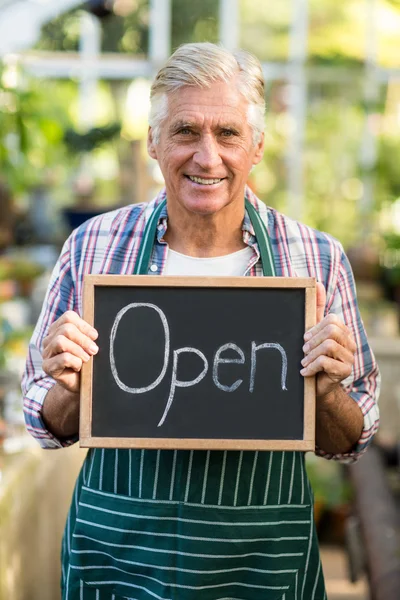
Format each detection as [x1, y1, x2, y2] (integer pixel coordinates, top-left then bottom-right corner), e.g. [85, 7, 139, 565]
[1, 1, 400, 599]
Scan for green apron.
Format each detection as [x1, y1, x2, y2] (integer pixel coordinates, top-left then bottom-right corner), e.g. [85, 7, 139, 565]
[62, 200, 326, 600]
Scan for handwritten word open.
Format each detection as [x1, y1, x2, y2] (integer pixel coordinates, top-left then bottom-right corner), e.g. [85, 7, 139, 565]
[109, 303, 288, 427]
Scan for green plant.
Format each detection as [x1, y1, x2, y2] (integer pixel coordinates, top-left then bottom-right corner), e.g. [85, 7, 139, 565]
[64, 123, 121, 153]
[0, 66, 75, 196]
[380, 233, 400, 304]
[0, 257, 44, 283]
[306, 454, 352, 508]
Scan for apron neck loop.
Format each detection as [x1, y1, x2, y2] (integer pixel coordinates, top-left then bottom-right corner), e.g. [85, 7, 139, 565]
[134, 198, 275, 277]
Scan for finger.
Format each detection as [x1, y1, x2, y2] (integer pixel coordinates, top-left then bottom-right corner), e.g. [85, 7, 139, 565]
[304, 313, 352, 344]
[56, 371, 81, 394]
[42, 334, 51, 351]
[303, 321, 357, 355]
[301, 339, 355, 369]
[48, 311, 98, 340]
[50, 323, 98, 356]
[42, 335, 91, 362]
[316, 282, 326, 324]
[43, 352, 84, 378]
[300, 355, 353, 380]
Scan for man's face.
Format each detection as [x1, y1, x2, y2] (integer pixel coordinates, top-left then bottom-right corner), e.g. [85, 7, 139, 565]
[147, 80, 264, 217]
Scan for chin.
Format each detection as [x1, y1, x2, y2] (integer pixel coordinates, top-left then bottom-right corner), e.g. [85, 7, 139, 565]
[185, 201, 228, 216]
[181, 194, 232, 216]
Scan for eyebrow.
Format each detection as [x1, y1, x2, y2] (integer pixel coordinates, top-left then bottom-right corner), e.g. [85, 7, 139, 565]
[169, 120, 242, 134]
[169, 120, 196, 133]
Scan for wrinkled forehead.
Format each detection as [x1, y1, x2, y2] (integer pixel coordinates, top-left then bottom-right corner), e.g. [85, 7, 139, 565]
[164, 81, 250, 126]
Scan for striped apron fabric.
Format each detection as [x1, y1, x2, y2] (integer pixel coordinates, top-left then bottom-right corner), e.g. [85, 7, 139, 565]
[62, 199, 326, 600]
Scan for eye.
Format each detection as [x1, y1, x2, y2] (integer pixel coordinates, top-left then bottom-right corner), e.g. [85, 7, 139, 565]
[220, 129, 237, 138]
[177, 127, 193, 135]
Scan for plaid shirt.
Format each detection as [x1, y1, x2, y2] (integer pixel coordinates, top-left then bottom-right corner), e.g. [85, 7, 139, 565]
[22, 186, 380, 461]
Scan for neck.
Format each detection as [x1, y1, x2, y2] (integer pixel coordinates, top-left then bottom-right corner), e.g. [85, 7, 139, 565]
[164, 202, 246, 258]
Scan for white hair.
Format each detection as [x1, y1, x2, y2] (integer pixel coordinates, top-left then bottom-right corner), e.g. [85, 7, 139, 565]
[149, 42, 265, 146]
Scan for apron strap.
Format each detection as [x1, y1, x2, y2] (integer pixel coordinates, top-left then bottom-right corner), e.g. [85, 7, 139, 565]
[133, 200, 166, 275]
[244, 198, 276, 277]
[134, 197, 276, 277]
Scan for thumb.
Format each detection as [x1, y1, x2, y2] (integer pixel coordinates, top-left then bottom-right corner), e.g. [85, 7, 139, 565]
[316, 281, 326, 324]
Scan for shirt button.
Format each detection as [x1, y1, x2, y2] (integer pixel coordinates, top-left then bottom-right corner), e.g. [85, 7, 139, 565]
[150, 264, 158, 272]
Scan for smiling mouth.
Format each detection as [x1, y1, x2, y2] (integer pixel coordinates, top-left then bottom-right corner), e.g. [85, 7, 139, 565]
[186, 175, 224, 185]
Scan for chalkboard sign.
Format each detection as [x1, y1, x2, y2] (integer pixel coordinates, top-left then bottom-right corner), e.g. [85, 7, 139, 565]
[80, 276, 316, 451]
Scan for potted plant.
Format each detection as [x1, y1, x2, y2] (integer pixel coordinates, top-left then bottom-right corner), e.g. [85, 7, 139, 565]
[306, 454, 353, 540]
[380, 233, 400, 325]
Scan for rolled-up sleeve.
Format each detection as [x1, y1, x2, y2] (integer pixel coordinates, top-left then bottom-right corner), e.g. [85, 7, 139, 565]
[316, 248, 380, 463]
[22, 236, 79, 449]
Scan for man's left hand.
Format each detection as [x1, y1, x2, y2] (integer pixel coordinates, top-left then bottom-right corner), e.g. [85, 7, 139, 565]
[300, 282, 356, 398]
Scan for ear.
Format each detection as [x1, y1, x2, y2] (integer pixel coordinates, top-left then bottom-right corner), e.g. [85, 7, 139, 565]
[147, 127, 158, 160]
[252, 132, 264, 167]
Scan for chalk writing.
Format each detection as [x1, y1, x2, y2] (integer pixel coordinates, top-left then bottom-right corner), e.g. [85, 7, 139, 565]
[109, 303, 288, 427]
[250, 342, 288, 392]
[213, 343, 245, 392]
[158, 347, 208, 427]
[110, 303, 170, 393]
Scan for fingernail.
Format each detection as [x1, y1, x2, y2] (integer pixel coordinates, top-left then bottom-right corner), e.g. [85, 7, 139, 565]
[303, 343, 309, 353]
[301, 358, 306, 366]
[89, 343, 98, 354]
[300, 368, 307, 375]
[90, 329, 98, 339]
[304, 332, 311, 340]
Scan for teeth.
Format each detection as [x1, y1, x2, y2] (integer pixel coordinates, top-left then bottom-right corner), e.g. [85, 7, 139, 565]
[188, 176, 222, 185]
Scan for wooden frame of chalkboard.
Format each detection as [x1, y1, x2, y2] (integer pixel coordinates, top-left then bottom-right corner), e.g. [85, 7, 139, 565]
[80, 275, 316, 451]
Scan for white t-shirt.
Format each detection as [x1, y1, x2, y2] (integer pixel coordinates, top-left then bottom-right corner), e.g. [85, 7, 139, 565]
[164, 246, 253, 276]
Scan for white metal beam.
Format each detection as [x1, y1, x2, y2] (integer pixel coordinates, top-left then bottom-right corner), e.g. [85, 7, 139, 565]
[219, 0, 239, 51]
[16, 52, 398, 84]
[149, 0, 171, 67]
[16, 52, 152, 79]
[79, 12, 102, 130]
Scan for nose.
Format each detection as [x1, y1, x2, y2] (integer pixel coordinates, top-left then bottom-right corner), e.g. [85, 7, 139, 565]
[193, 134, 222, 170]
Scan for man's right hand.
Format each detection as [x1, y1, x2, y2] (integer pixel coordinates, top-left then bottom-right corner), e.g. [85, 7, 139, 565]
[42, 310, 99, 393]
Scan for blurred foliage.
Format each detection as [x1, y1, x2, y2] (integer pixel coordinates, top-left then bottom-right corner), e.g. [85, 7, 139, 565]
[0, 257, 44, 282]
[1, 0, 400, 249]
[171, 0, 218, 48]
[0, 66, 125, 210]
[240, 3, 291, 63]
[0, 70, 75, 195]
[306, 454, 352, 508]
[382, 232, 400, 251]
[33, 8, 81, 52]
[32, 0, 400, 66]
[64, 123, 121, 153]
[380, 232, 400, 289]
[307, 0, 365, 66]
[250, 80, 371, 245]
[0, 316, 33, 370]
[376, 138, 400, 205]
[35, 0, 220, 54]
[36, 2, 149, 55]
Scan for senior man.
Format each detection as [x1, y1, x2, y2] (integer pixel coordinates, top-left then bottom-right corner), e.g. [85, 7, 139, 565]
[23, 43, 379, 600]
